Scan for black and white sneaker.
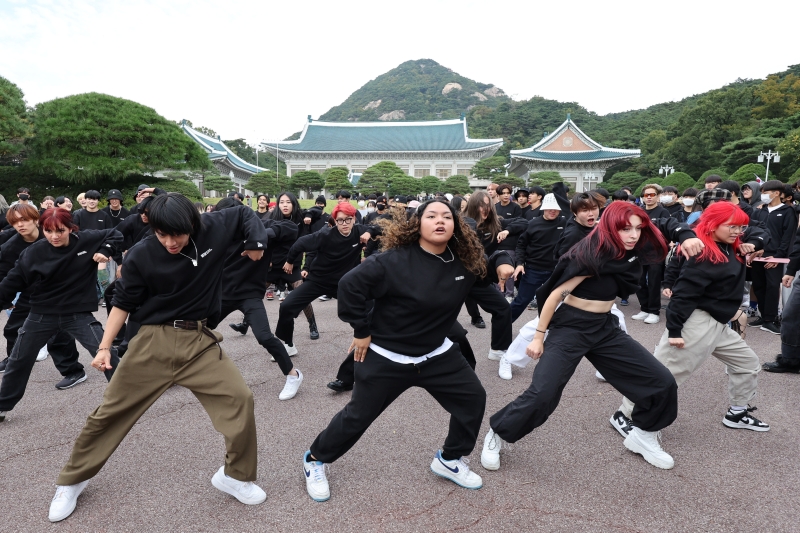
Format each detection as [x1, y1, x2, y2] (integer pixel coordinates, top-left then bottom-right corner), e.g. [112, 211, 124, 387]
[723, 406, 770, 432]
[610, 410, 633, 437]
[55, 371, 87, 390]
[759, 321, 780, 335]
[318, 295, 333, 301]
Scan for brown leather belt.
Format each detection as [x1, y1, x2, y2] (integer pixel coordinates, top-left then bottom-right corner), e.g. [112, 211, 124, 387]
[167, 319, 208, 330]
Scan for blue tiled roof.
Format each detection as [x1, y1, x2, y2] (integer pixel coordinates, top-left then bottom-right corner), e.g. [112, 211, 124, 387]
[512, 149, 639, 162]
[262, 120, 502, 153]
[181, 123, 266, 174]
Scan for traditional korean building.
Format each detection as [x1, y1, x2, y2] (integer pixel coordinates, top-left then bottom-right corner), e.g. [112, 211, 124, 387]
[260, 116, 503, 191]
[508, 115, 640, 191]
[181, 121, 266, 195]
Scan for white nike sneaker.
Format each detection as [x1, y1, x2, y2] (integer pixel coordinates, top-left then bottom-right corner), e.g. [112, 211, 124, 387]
[211, 466, 266, 505]
[430, 450, 482, 489]
[48, 480, 89, 522]
[624, 427, 674, 469]
[631, 312, 649, 320]
[279, 370, 303, 400]
[303, 451, 330, 502]
[37, 346, 49, 362]
[643, 314, 660, 324]
[487, 349, 505, 361]
[480, 429, 505, 470]
[498, 357, 512, 380]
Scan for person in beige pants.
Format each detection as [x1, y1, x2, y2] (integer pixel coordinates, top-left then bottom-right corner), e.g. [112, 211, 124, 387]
[611, 202, 771, 444]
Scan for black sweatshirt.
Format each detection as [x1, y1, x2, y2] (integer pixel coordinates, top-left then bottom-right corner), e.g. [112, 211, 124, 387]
[286, 224, 376, 284]
[0, 229, 122, 314]
[761, 203, 798, 257]
[495, 201, 522, 219]
[0, 233, 45, 309]
[515, 215, 567, 271]
[555, 218, 593, 259]
[221, 219, 298, 301]
[102, 205, 130, 228]
[644, 204, 671, 225]
[337, 243, 476, 355]
[72, 209, 112, 231]
[666, 243, 747, 337]
[479, 217, 527, 256]
[112, 205, 267, 327]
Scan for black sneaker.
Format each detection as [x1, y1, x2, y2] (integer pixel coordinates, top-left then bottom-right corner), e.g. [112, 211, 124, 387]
[229, 322, 249, 335]
[610, 410, 633, 437]
[619, 299, 629, 306]
[55, 371, 87, 390]
[326, 379, 353, 392]
[748, 317, 765, 327]
[471, 317, 486, 329]
[760, 321, 780, 335]
[0, 357, 8, 373]
[762, 356, 800, 373]
[723, 406, 770, 432]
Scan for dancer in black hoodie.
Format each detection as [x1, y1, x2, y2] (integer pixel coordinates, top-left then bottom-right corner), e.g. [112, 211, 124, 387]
[0, 208, 122, 422]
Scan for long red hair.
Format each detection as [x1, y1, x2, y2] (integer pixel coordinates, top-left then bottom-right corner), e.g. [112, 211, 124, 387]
[690, 202, 749, 264]
[39, 207, 79, 232]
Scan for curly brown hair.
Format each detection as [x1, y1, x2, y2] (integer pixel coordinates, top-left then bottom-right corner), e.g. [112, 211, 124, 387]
[380, 200, 487, 277]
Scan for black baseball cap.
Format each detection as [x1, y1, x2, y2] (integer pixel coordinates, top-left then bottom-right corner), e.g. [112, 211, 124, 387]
[107, 189, 123, 200]
[394, 195, 408, 204]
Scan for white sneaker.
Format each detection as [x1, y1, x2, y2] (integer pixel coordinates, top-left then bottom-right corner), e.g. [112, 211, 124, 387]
[498, 357, 512, 380]
[279, 369, 303, 400]
[37, 346, 49, 362]
[303, 451, 330, 502]
[644, 314, 660, 324]
[480, 429, 505, 471]
[487, 349, 505, 361]
[271, 342, 299, 361]
[631, 311, 649, 320]
[623, 427, 674, 469]
[595, 370, 606, 381]
[279, 292, 286, 301]
[505, 296, 513, 303]
[211, 466, 266, 505]
[48, 480, 89, 522]
[430, 450, 482, 489]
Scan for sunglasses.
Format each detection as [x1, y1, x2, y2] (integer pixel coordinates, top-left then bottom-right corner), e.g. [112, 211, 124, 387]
[643, 193, 657, 198]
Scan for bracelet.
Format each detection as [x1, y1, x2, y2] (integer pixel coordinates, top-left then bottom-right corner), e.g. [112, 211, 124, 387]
[96, 347, 110, 352]
[536, 328, 547, 334]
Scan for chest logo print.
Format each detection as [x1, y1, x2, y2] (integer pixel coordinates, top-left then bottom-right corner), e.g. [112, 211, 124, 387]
[77, 251, 87, 256]
[455, 276, 464, 281]
[201, 249, 213, 258]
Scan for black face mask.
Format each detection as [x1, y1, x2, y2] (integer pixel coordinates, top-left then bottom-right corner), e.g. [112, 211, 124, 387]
[376, 203, 386, 211]
[19, 194, 29, 201]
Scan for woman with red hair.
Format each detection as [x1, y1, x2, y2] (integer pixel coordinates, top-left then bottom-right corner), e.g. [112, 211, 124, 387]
[0, 208, 122, 422]
[481, 201, 705, 472]
[617, 201, 770, 438]
[274, 201, 378, 356]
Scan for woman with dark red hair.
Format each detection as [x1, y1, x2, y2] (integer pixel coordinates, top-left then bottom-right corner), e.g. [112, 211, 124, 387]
[616, 201, 770, 439]
[480, 201, 705, 472]
[274, 202, 378, 354]
[0, 208, 122, 422]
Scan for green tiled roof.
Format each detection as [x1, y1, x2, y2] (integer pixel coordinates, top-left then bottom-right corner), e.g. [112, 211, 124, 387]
[512, 149, 639, 162]
[181, 123, 265, 174]
[262, 119, 502, 153]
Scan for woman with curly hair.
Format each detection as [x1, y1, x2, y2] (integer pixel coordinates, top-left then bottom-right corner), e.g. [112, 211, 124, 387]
[480, 201, 705, 472]
[302, 199, 489, 502]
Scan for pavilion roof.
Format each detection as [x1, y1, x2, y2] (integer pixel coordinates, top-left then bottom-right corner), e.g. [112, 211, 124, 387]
[181, 122, 266, 175]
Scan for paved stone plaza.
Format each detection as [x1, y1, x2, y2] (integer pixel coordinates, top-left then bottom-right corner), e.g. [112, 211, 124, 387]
[1, 297, 795, 532]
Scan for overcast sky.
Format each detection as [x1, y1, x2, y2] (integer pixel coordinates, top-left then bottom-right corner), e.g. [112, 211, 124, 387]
[2, 0, 797, 145]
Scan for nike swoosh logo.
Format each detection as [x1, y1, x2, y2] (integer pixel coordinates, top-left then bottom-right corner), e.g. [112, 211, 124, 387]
[438, 458, 459, 473]
[304, 467, 311, 478]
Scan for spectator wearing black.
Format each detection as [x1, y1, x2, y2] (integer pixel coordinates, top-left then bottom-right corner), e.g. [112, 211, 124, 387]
[13, 187, 32, 207]
[750, 180, 799, 334]
[102, 189, 129, 228]
[611, 189, 629, 203]
[515, 189, 531, 217]
[671, 188, 700, 223]
[632, 184, 671, 324]
[660, 186, 683, 216]
[494, 183, 522, 219]
[524, 186, 546, 220]
[704, 174, 723, 190]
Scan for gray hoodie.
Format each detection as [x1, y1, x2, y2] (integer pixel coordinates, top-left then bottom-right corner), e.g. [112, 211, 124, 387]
[743, 180, 763, 207]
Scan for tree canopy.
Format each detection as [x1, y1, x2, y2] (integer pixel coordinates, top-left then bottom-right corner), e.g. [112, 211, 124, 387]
[0, 76, 31, 165]
[358, 161, 407, 195]
[388, 176, 420, 196]
[203, 172, 235, 195]
[418, 175, 443, 194]
[247, 171, 292, 196]
[290, 170, 325, 197]
[441, 175, 471, 195]
[323, 167, 352, 193]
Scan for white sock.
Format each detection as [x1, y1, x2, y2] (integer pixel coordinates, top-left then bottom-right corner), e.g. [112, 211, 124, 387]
[730, 405, 747, 412]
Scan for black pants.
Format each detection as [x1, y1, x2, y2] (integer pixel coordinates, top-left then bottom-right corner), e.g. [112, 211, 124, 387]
[104, 280, 126, 344]
[0, 312, 116, 412]
[636, 263, 665, 315]
[220, 298, 293, 376]
[4, 306, 83, 377]
[751, 261, 783, 322]
[489, 304, 677, 443]
[311, 344, 486, 463]
[464, 284, 512, 351]
[464, 297, 481, 321]
[275, 278, 336, 347]
[335, 321, 477, 384]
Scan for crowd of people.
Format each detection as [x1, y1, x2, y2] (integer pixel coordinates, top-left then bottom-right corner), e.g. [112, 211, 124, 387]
[0, 174, 797, 523]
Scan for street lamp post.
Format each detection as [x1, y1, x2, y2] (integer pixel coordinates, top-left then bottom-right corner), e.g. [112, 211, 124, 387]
[659, 165, 675, 177]
[757, 150, 780, 180]
[583, 172, 596, 192]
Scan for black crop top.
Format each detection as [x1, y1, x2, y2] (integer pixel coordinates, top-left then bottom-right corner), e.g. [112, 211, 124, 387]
[571, 274, 620, 301]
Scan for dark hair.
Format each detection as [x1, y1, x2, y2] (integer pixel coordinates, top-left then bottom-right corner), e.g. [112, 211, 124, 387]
[662, 186, 679, 195]
[594, 188, 610, 199]
[621, 186, 633, 193]
[146, 193, 202, 237]
[611, 190, 629, 201]
[570, 191, 604, 214]
[55, 196, 71, 207]
[704, 174, 723, 184]
[257, 194, 270, 203]
[269, 192, 303, 223]
[315, 195, 326, 205]
[451, 196, 464, 212]
[682, 187, 699, 197]
[466, 191, 501, 239]
[336, 190, 351, 199]
[215, 197, 243, 211]
[193, 201, 205, 212]
[40, 207, 78, 233]
[6, 203, 39, 224]
[17, 187, 30, 194]
[565, 202, 667, 275]
[760, 180, 784, 193]
[716, 180, 741, 196]
[84, 190, 101, 200]
[496, 183, 513, 195]
[529, 186, 546, 197]
[228, 191, 244, 201]
[782, 184, 793, 198]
